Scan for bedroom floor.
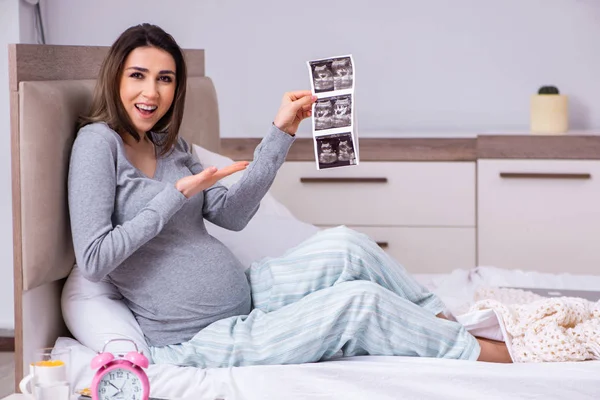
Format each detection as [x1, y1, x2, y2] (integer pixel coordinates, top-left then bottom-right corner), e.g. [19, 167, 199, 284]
[0, 352, 14, 398]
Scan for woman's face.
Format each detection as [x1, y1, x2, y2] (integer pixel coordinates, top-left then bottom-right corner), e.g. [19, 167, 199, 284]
[119, 46, 177, 136]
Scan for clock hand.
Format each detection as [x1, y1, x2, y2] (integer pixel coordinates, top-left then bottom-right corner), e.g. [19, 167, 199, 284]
[110, 382, 123, 398]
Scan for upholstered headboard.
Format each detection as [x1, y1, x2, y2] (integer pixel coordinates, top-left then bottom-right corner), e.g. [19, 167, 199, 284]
[8, 44, 220, 389]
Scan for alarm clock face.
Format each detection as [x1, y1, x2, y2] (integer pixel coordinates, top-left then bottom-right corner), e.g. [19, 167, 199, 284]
[97, 367, 144, 400]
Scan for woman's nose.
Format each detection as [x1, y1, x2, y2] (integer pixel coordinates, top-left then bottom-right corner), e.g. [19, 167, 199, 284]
[142, 81, 159, 99]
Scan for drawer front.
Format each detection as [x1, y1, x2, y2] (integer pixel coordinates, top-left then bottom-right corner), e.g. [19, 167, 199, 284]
[270, 162, 475, 227]
[478, 159, 600, 274]
[320, 226, 476, 274]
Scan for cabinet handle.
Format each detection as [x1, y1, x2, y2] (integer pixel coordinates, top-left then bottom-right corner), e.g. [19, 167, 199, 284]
[300, 177, 388, 184]
[376, 241, 389, 249]
[499, 172, 591, 180]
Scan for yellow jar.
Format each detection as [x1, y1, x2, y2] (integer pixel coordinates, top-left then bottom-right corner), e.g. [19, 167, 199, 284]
[530, 93, 568, 135]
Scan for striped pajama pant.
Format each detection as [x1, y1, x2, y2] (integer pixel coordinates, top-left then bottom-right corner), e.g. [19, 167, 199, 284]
[150, 226, 480, 367]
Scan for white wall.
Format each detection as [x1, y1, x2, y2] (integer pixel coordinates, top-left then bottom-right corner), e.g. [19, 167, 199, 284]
[0, 0, 40, 329]
[19, 0, 40, 45]
[0, 0, 20, 329]
[42, 0, 600, 138]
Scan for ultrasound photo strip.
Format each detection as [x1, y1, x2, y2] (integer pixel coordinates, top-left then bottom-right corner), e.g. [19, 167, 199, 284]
[308, 55, 354, 95]
[314, 132, 358, 170]
[307, 54, 358, 169]
[313, 94, 353, 132]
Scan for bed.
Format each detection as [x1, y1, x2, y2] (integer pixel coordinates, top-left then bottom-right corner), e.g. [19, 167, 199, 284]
[9, 44, 600, 400]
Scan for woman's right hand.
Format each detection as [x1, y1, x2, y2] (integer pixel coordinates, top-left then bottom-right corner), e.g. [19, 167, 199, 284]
[175, 161, 250, 199]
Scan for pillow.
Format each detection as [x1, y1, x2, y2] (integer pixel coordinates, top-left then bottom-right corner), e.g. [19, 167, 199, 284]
[206, 214, 319, 268]
[193, 143, 320, 268]
[61, 267, 151, 357]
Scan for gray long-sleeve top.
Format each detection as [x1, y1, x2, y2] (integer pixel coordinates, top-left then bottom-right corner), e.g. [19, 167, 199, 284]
[68, 122, 294, 346]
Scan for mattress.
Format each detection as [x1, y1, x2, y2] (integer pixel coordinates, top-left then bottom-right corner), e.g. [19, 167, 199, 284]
[56, 266, 600, 400]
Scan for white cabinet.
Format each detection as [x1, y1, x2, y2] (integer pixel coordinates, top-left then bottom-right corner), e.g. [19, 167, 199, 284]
[477, 159, 600, 274]
[270, 162, 476, 273]
[226, 137, 600, 275]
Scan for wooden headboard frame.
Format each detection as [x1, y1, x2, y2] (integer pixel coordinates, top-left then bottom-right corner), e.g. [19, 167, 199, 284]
[8, 44, 218, 390]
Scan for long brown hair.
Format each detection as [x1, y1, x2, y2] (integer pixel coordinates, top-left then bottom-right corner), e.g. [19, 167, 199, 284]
[80, 23, 187, 156]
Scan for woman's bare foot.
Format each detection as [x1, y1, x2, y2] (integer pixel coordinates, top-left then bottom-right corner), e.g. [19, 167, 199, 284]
[476, 337, 513, 363]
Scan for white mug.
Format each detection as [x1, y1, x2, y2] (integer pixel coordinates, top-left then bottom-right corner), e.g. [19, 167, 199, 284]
[19, 348, 70, 400]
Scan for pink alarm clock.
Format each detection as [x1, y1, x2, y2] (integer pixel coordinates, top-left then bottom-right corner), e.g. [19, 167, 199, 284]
[90, 339, 150, 400]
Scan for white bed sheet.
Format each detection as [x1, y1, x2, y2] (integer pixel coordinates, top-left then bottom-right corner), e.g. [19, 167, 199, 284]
[56, 266, 600, 400]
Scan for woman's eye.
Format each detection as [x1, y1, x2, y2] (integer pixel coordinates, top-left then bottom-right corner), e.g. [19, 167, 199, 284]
[159, 75, 173, 83]
[130, 72, 143, 79]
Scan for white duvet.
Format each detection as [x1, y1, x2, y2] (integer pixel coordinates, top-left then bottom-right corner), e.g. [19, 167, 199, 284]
[57, 266, 600, 400]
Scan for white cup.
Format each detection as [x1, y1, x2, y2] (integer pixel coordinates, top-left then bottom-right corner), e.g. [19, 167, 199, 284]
[19, 348, 70, 400]
[34, 381, 70, 400]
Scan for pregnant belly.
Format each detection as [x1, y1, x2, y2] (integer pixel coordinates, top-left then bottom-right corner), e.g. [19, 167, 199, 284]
[136, 265, 252, 346]
[114, 239, 252, 321]
[155, 258, 251, 320]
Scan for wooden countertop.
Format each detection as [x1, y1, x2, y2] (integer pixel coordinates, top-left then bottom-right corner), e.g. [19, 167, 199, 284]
[220, 134, 600, 162]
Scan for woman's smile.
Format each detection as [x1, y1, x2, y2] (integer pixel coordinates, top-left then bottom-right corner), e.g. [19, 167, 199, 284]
[134, 102, 159, 118]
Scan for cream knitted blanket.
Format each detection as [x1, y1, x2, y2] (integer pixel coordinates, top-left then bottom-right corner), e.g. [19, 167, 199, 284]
[470, 287, 600, 363]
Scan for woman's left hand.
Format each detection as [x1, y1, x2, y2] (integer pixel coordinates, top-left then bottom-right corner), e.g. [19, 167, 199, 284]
[273, 90, 317, 135]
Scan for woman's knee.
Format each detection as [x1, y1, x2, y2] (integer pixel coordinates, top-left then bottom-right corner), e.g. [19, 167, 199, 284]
[327, 225, 365, 239]
[335, 281, 386, 301]
[318, 226, 375, 251]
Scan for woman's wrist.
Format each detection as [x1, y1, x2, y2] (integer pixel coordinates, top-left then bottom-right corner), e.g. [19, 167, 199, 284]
[272, 121, 295, 136]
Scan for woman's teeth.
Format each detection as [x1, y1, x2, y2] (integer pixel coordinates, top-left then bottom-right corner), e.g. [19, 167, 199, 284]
[135, 104, 157, 113]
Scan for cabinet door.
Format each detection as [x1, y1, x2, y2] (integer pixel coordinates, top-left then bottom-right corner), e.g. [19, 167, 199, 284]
[327, 226, 476, 273]
[478, 159, 600, 274]
[270, 162, 475, 227]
